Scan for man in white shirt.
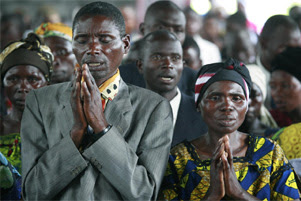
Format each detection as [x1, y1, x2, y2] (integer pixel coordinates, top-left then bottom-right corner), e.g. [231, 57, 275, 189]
[137, 30, 207, 147]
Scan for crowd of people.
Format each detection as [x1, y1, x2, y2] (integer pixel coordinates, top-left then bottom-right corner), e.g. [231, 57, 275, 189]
[0, 1, 301, 200]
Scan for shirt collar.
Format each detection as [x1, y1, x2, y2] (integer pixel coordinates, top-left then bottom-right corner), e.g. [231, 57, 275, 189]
[169, 88, 181, 126]
[98, 69, 120, 101]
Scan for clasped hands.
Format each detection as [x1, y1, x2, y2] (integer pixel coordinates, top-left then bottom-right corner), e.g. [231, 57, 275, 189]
[205, 135, 246, 200]
[70, 64, 108, 148]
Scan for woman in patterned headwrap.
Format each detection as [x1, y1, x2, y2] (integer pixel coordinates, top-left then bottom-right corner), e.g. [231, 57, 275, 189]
[0, 33, 53, 172]
[159, 58, 300, 201]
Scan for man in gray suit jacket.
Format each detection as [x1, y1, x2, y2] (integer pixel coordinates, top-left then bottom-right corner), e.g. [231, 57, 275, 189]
[21, 2, 173, 200]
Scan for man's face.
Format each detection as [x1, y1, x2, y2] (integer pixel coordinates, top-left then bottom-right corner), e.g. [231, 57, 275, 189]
[139, 40, 183, 95]
[262, 26, 301, 64]
[142, 9, 186, 44]
[72, 15, 130, 85]
[45, 36, 76, 84]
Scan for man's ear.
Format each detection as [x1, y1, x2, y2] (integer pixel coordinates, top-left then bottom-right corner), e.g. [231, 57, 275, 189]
[139, 23, 145, 35]
[136, 59, 144, 74]
[122, 34, 131, 54]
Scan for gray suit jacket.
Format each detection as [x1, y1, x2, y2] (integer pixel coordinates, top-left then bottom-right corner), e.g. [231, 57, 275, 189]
[21, 79, 173, 200]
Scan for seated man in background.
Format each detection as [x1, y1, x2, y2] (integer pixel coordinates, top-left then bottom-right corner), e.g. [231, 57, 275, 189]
[21, 2, 173, 200]
[35, 22, 77, 84]
[137, 30, 207, 147]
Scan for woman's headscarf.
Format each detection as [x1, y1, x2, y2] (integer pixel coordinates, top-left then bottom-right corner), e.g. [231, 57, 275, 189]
[34, 22, 72, 42]
[0, 33, 53, 82]
[195, 58, 252, 106]
[271, 46, 301, 83]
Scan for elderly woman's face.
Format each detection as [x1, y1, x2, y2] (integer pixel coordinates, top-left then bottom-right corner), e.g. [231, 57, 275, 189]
[3, 65, 47, 111]
[270, 70, 301, 112]
[198, 81, 248, 134]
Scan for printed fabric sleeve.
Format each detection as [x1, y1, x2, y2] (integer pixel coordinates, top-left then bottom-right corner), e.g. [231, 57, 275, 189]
[159, 154, 181, 201]
[270, 142, 301, 200]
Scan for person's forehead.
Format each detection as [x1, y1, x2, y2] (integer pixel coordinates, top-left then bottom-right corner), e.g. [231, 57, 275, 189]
[5, 65, 41, 75]
[147, 9, 185, 26]
[271, 70, 295, 81]
[270, 26, 300, 42]
[74, 15, 119, 34]
[45, 36, 71, 48]
[207, 81, 244, 93]
[146, 40, 182, 54]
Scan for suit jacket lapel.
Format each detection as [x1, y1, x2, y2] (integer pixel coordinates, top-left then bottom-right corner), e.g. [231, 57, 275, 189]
[58, 82, 74, 137]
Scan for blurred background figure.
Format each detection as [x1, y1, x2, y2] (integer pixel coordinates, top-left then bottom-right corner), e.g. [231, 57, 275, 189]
[122, 38, 143, 65]
[289, 5, 301, 30]
[182, 36, 202, 71]
[120, 5, 141, 43]
[201, 12, 224, 51]
[269, 47, 301, 128]
[0, 13, 26, 52]
[239, 66, 278, 136]
[36, 5, 61, 25]
[257, 15, 301, 109]
[35, 22, 76, 84]
[223, 30, 256, 64]
[0, 33, 52, 172]
[0, 152, 22, 200]
[184, 7, 221, 65]
[225, 11, 258, 50]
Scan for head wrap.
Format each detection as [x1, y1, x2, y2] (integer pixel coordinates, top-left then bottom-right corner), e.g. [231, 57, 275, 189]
[34, 22, 72, 42]
[0, 33, 53, 82]
[271, 47, 301, 83]
[195, 58, 252, 106]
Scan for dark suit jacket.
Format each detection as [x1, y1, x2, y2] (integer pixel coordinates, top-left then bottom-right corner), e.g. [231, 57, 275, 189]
[172, 92, 208, 147]
[119, 62, 197, 97]
[21, 79, 173, 200]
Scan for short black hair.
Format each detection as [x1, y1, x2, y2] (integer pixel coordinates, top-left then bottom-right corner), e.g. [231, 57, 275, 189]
[72, 1, 126, 37]
[144, 1, 182, 22]
[260, 15, 298, 40]
[141, 30, 180, 58]
[182, 36, 200, 57]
